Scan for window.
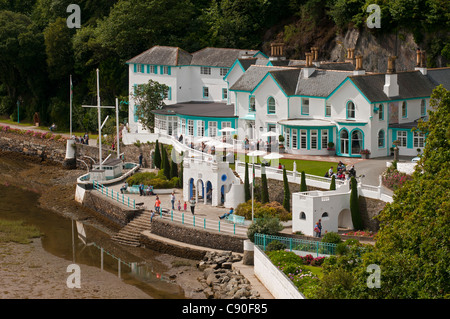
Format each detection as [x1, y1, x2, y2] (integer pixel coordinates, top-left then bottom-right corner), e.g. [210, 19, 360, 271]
[292, 129, 298, 149]
[208, 121, 217, 137]
[197, 120, 204, 137]
[222, 88, 228, 100]
[321, 212, 329, 219]
[378, 130, 385, 148]
[203, 87, 209, 98]
[421, 100, 426, 116]
[149, 65, 157, 74]
[302, 98, 310, 115]
[378, 104, 384, 120]
[200, 67, 211, 75]
[267, 97, 276, 114]
[181, 119, 186, 135]
[310, 130, 318, 149]
[397, 131, 407, 147]
[414, 131, 425, 148]
[221, 122, 232, 136]
[300, 130, 307, 149]
[285, 128, 290, 149]
[321, 130, 328, 149]
[188, 120, 194, 136]
[161, 66, 170, 75]
[325, 102, 331, 117]
[351, 130, 363, 155]
[401, 101, 407, 118]
[220, 68, 229, 77]
[249, 96, 256, 112]
[347, 101, 355, 119]
[135, 64, 144, 73]
[340, 129, 349, 155]
[300, 212, 306, 220]
[164, 87, 172, 100]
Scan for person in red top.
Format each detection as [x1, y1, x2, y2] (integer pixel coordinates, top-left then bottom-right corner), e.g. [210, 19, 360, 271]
[154, 196, 161, 214]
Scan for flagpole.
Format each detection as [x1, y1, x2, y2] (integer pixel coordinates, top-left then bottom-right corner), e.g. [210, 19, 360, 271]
[97, 69, 102, 170]
[116, 98, 120, 159]
[70, 74, 73, 138]
[252, 162, 254, 222]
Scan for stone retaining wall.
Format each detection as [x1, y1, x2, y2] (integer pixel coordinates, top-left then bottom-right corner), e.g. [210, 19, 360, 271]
[150, 218, 246, 253]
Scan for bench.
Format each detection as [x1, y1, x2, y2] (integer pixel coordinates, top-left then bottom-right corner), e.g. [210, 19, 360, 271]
[225, 214, 245, 225]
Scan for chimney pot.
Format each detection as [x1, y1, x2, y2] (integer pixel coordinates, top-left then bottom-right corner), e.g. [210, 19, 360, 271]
[387, 56, 397, 74]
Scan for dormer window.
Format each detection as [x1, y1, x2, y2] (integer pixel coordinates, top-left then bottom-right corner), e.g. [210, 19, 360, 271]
[249, 96, 256, 112]
[347, 101, 356, 119]
[267, 97, 276, 114]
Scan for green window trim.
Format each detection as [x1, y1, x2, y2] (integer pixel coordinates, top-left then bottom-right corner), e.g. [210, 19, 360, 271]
[267, 96, 276, 114]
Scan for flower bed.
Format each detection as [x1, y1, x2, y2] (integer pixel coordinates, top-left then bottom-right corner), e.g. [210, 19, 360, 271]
[0, 125, 67, 143]
[382, 165, 412, 190]
[266, 250, 323, 298]
[342, 230, 375, 238]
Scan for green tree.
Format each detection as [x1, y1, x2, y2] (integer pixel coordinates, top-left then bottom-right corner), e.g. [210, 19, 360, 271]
[300, 171, 307, 192]
[161, 144, 171, 180]
[154, 140, 161, 169]
[170, 157, 178, 179]
[350, 176, 363, 230]
[244, 162, 251, 202]
[330, 175, 336, 190]
[261, 169, 269, 204]
[133, 80, 169, 131]
[282, 168, 290, 212]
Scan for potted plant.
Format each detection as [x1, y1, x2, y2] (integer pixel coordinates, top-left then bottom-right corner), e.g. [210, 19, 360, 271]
[278, 135, 285, 153]
[327, 142, 335, 155]
[360, 149, 371, 159]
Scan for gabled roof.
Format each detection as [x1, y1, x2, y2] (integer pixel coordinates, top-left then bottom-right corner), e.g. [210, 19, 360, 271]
[295, 69, 352, 97]
[426, 68, 450, 90]
[228, 65, 287, 92]
[152, 102, 236, 118]
[126, 46, 192, 66]
[349, 71, 436, 103]
[190, 47, 260, 68]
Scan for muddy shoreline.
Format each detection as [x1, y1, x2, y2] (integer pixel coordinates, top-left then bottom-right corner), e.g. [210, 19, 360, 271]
[0, 150, 205, 299]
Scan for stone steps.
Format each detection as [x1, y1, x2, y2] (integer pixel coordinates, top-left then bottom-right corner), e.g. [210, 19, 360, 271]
[112, 211, 154, 247]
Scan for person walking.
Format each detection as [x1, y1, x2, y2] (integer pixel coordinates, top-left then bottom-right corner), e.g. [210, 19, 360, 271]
[314, 222, 320, 238]
[170, 191, 175, 210]
[154, 195, 161, 214]
[189, 196, 196, 215]
[318, 219, 323, 238]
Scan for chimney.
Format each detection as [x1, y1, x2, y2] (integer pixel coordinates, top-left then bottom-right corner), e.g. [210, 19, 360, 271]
[345, 48, 356, 65]
[353, 55, 366, 75]
[415, 49, 427, 75]
[383, 56, 399, 97]
[303, 52, 316, 78]
[269, 43, 286, 61]
[312, 47, 320, 67]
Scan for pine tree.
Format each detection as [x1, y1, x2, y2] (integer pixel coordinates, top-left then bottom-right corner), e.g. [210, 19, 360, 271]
[300, 171, 307, 192]
[282, 168, 290, 212]
[261, 170, 269, 204]
[350, 176, 363, 230]
[154, 140, 161, 169]
[330, 175, 336, 190]
[244, 162, 251, 201]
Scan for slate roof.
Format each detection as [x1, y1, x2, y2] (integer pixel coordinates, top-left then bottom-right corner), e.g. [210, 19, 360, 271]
[349, 71, 437, 102]
[426, 68, 450, 90]
[229, 65, 287, 92]
[190, 47, 260, 68]
[295, 69, 352, 97]
[126, 46, 192, 66]
[152, 102, 236, 118]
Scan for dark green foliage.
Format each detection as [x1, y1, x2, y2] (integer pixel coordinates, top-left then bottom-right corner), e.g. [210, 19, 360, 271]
[330, 175, 336, 190]
[349, 177, 363, 230]
[247, 217, 283, 242]
[154, 140, 161, 169]
[321, 232, 342, 245]
[161, 144, 171, 180]
[260, 171, 269, 204]
[170, 158, 178, 179]
[266, 240, 286, 252]
[244, 162, 251, 202]
[282, 168, 290, 212]
[300, 171, 307, 192]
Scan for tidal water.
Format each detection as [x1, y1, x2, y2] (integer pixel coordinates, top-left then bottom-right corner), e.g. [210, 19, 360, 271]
[0, 157, 187, 299]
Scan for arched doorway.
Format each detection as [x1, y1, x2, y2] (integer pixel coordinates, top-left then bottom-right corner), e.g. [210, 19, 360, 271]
[338, 209, 353, 229]
[189, 178, 195, 200]
[196, 179, 204, 202]
[206, 181, 213, 204]
[340, 129, 349, 155]
[351, 129, 363, 156]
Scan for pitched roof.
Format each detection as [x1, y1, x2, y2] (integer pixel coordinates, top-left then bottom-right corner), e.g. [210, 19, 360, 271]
[426, 68, 450, 90]
[190, 47, 260, 68]
[126, 46, 192, 66]
[152, 102, 236, 118]
[349, 71, 436, 102]
[229, 65, 287, 92]
[295, 69, 352, 97]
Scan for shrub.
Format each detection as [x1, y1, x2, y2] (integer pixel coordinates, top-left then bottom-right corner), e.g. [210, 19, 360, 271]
[247, 217, 283, 242]
[266, 240, 287, 252]
[235, 200, 291, 221]
[321, 232, 342, 244]
[126, 171, 179, 189]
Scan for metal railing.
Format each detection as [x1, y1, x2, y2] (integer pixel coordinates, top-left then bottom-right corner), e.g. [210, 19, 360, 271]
[157, 209, 248, 237]
[254, 233, 337, 257]
[92, 180, 136, 209]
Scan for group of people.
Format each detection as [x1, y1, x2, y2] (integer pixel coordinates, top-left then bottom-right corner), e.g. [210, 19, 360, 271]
[325, 162, 356, 181]
[314, 219, 323, 238]
[72, 132, 89, 145]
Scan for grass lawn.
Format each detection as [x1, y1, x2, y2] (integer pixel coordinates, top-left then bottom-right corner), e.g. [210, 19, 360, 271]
[232, 153, 338, 177]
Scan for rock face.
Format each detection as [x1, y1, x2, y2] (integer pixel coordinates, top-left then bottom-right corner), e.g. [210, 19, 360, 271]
[197, 251, 260, 299]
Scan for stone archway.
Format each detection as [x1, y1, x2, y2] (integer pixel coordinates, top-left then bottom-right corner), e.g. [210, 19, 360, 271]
[338, 208, 353, 230]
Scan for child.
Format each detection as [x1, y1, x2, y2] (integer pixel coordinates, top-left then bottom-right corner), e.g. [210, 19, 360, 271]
[183, 201, 187, 211]
[177, 200, 181, 211]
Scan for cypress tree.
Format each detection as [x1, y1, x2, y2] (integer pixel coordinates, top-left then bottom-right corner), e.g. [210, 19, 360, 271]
[154, 139, 161, 169]
[177, 159, 183, 188]
[350, 177, 363, 230]
[300, 171, 307, 192]
[162, 145, 171, 180]
[171, 158, 178, 179]
[330, 175, 336, 190]
[244, 162, 251, 202]
[282, 168, 290, 212]
[261, 170, 269, 204]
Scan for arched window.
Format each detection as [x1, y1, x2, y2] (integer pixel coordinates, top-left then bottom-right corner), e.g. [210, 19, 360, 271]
[378, 130, 385, 148]
[267, 97, 276, 114]
[351, 129, 363, 155]
[421, 100, 426, 116]
[321, 212, 329, 219]
[300, 212, 306, 220]
[340, 129, 349, 155]
[347, 101, 356, 119]
[249, 96, 256, 112]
